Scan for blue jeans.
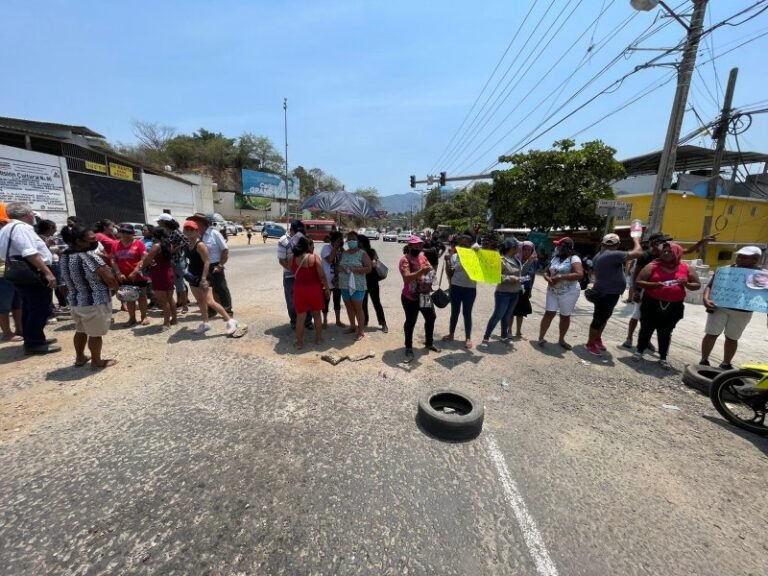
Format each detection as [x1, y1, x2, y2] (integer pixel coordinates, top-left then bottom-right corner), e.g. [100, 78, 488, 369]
[484, 291, 521, 340]
[173, 259, 188, 294]
[448, 285, 477, 340]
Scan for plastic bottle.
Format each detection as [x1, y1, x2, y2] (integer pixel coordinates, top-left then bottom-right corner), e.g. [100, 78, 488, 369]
[630, 219, 643, 239]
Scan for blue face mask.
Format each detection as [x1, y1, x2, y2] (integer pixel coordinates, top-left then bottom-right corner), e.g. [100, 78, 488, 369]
[347, 240, 358, 250]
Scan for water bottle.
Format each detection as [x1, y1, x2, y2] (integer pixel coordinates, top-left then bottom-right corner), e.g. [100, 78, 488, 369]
[630, 219, 643, 239]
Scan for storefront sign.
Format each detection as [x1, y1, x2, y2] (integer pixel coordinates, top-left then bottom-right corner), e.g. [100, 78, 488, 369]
[0, 157, 67, 211]
[109, 162, 134, 180]
[85, 160, 107, 173]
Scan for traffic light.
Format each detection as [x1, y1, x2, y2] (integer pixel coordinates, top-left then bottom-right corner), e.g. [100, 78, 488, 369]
[410, 175, 416, 188]
[439, 171, 446, 186]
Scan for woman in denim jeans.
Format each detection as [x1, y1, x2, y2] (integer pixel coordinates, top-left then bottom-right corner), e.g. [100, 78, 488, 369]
[480, 237, 522, 347]
[442, 234, 477, 349]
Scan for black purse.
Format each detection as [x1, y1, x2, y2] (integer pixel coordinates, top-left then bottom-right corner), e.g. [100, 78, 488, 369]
[584, 287, 598, 303]
[431, 262, 450, 309]
[4, 224, 44, 285]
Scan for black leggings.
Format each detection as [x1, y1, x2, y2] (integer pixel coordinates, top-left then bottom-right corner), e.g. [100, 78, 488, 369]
[401, 294, 435, 349]
[323, 288, 342, 315]
[637, 296, 684, 359]
[590, 292, 621, 330]
[363, 279, 387, 326]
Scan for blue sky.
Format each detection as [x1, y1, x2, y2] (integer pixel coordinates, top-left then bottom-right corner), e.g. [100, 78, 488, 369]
[3, 0, 767, 196]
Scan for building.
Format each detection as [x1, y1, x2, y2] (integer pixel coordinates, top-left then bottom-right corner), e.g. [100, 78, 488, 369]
[0, 116, 211, 227]
[612, 145, 768, 265]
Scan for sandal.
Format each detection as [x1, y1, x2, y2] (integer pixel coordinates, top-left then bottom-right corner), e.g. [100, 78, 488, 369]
[558, 340, 573, 351]
[441, 334, 455, 342]
[91, 359, 118, 371]
[140, 318, 151, 326]
[2, 335, 23, 343]
[355, 333, 365, 341]
[74, 356, 91, 367]
[465, 340, 473, 349]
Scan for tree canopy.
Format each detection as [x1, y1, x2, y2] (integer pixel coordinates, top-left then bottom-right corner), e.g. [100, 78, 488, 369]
[422, 183, 490, 231]
[492, 139, 625, 230]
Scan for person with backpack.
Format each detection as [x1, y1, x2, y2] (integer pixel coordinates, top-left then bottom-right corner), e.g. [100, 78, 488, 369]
[585, 233, 642, 356]
[537, 237, 583, 350]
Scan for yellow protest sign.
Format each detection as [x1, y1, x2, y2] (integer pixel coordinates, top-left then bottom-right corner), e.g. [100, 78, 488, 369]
[456, 247, 501, 284]
[109, 162, 134, 180]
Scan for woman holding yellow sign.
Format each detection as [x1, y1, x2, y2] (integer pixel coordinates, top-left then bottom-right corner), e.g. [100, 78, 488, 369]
[443, 234, 478, 349]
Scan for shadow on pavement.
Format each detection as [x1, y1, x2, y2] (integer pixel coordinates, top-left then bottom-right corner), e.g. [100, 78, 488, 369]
[433, 351, 483, 370]
[381, 348, 422, 371]
[572, 345, 617, 368]
[0, 344, 27, 365]
[45, 364, 93, 382]
[413, 414, 482, 444]
[616, 355, 681, 376]
[529, 339, 566, 359]
[702, 415, 768, 457]
[166, 326, 227, 343]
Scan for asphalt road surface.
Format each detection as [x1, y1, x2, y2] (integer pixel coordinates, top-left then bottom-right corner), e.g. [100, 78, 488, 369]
[1, 240, 766, 575]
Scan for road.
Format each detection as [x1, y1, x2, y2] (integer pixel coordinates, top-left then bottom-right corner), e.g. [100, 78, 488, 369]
[1, 239, 766, 575]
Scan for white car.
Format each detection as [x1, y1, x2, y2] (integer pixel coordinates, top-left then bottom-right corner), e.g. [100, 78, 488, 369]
[382, 231, 398, 242]
[363, 228, 380, 240]
[224, 221, 238, 236]
[397, 231, 413, 243]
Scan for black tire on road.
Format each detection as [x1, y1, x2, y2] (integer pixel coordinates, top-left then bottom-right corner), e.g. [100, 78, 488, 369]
[417, 389, 484, 441]
[682, 364, 725, 395]
[709, 369, 768, 436]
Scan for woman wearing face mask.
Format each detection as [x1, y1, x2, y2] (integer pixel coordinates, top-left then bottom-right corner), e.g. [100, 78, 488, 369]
[538, 237, 583, 350]
[633, 242, 700, 369]
[60, 225, 119, 370]
[443, 234, 478, 349]
[480, 237, 523, 346]
[113, 223, 150, 327]
[399, 236, 439, 362]
[512, 241, 538, 339]
[338, 231, 372, 341]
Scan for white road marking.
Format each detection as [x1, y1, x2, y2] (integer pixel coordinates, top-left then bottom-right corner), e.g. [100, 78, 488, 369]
[486, 435, 560, 576]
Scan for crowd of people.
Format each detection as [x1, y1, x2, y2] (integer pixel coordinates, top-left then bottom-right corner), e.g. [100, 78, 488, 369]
[2, 204, 764, 372]
[0, 202, 243, 369]
[276, 220, 764, 369]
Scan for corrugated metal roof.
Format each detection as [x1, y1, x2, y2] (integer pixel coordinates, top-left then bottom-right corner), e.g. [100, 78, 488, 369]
[0, 116, 104, 139]
[621, 145, 768, 176]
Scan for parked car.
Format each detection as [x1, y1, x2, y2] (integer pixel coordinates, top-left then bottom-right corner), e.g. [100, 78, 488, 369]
[382, 231, 398, 242]
[397, 231, 413, 243]
[363, 228, 380, 240]
[223, 220, 238, 236]
[263, 224, 286, 238]
[235, 224, 244, 234]
[304, 220, 338, 242]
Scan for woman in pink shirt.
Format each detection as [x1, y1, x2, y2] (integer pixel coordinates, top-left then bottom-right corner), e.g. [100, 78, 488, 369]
[399, 236, 440, 363]
[634, 242, 700, 369]
[112, 223, 149, 327]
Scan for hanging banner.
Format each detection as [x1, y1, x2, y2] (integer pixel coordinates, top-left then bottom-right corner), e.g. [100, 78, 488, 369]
[710, 267, 768, 313]
[0, 157, 67, 211]
[235, 194, 271, 211]
[242, 169, 299, 200]
[455, 247, 502, 284]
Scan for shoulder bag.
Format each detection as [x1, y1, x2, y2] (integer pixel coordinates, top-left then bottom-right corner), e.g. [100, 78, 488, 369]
[4, 224, 45, 285]
[431, 261, 450, 309]
[375, 259, 388, 280]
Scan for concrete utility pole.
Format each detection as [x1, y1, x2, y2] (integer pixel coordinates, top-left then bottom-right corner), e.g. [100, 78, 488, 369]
[646, 0, 708, 237]
[699, 67, 738, 261]
[283, 97, 289, 221]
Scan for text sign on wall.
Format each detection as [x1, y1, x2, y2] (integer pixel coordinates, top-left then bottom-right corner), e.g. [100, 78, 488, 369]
[456, 247, 502, 285]
[710, 267, 768, 313]
[109, 162, 134, 180]
[85, 160, 107, 173]
[0, 157, 67, 211]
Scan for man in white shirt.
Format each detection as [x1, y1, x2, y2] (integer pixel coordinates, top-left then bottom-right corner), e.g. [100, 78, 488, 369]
[189, 213, 233, 315]
[0, 202, 60, 355]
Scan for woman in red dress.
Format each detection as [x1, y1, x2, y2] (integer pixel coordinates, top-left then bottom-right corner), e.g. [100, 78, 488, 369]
[132, 228, 177, 330]
[291, 236, 330, 349]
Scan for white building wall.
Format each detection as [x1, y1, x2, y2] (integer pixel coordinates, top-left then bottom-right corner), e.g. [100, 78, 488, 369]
[142, 173, 198, 221]
[0, 144, 72, 228]
[176, 173, 215, 214]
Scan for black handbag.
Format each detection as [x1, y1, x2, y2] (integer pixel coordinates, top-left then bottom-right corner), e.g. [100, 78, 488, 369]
[584, 287, 598, 304]
[3, 224, 44, 285]
[431, 262, 450, 309]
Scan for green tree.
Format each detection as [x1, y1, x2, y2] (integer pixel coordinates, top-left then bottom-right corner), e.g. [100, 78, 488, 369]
[292, 166, 317, 199]
[235, 133, 284, 173]
[354, 186, 381, 209]
[165, 136, 196, 169]
[423, 183, 489, 231]
[492, 139, 624, 230]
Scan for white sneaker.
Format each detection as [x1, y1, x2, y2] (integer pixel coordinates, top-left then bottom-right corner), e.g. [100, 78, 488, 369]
[632, 351, 644, 362]
[194, 322, 211, 334]
[226, 319, 238, 336]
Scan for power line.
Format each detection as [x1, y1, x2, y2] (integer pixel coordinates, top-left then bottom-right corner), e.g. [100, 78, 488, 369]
[697, 29, 768, 66]
[428, 0, 542, 174]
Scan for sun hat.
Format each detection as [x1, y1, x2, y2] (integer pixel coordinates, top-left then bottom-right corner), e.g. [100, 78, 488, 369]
[407, 235, 424, 244]
[602, 233, 620, 246]
[182, 220, 199, 230]
[736, 245, 762, 257]
[189, 212, 210, 225]
[118, 224, 135, 234]
[156, 214, 174, 222]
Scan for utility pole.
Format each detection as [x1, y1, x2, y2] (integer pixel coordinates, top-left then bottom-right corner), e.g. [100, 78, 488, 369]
[700, 67, 738, 261]
[283, 97, 289, 222]
[646, 0, 708, 237]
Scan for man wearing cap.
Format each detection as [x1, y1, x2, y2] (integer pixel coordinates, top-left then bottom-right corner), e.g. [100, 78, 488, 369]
[278, 220, 312, 330]
[0, 202, 60, 355]
[623, 232, 716, 349]
[189, 213, 233, 316]
[699, 246, 764, 370]
[586, 232, 642, 355]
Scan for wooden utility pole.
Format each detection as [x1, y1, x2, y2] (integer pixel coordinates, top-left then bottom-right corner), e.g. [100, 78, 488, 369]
[646, 0, 708, 237]
[699, 67, 738, 262]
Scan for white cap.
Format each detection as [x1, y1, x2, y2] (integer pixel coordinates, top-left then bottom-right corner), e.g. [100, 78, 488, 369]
[736, 245, 762, 257]
[156, 214, 174, 222]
